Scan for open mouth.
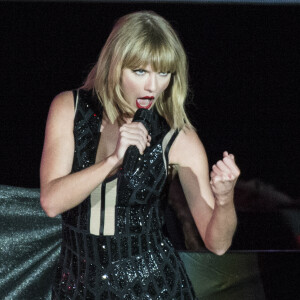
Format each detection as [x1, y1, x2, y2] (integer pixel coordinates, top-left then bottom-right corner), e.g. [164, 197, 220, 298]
[136, 97, 154, 109]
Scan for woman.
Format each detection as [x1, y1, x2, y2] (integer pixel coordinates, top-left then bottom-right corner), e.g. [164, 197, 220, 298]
[40, 11, 240, 299]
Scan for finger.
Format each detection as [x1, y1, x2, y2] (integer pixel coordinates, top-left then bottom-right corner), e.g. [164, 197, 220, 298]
[130, 127, 149, 145]
[133, 122, 149, 136]
[147, 135, 151, 146]
[212, 164, 223, 176]
[222, 151, 235, 160]
[124, 137, 147, 155]
[221, 174, 232, 181]
[120, 129, 148, 146]
[222, 157, 240, 176]
[133, 137, 147, 154]
[120, 125, 148, 139]
[212, 164, 233, 179]
[210, 170, 217, 178]
[224, 152, 235, 161]
[121, 122, 148, 136]
[216, 160, 232, 174]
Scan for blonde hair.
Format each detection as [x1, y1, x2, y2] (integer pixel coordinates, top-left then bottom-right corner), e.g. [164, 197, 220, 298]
[83, 11, 192, 129]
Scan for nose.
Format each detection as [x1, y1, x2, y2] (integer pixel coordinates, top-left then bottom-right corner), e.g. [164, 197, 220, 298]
[144, 73, 157, 93]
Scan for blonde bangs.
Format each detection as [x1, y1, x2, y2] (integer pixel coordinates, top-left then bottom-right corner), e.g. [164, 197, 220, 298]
[122, 37, 178, 74]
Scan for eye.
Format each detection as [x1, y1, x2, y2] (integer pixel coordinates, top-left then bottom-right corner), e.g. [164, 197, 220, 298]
[158, 71, 170, 77]
[133, 69, 146, 76]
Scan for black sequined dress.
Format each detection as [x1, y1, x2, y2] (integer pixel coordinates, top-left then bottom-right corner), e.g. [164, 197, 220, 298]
[52, 89, 196, 299]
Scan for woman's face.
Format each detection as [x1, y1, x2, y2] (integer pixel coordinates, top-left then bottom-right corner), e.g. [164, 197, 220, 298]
[121, 64, 171, 111]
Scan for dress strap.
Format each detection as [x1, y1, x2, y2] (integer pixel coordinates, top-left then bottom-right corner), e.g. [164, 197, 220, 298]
[162, 129, 180, 172]
[72, 89, 79, 113]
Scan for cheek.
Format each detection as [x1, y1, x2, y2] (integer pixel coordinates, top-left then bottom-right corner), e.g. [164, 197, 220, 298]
[123, 78, 139, 95]
[160, 78, 171, 93]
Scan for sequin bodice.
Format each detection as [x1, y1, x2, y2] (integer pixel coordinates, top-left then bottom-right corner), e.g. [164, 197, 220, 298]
[52, 89, 195, 299]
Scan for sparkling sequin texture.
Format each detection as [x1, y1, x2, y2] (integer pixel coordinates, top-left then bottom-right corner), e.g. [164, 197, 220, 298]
[52, 90, 195, 299]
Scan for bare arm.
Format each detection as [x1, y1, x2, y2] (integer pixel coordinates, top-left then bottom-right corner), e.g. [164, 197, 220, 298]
[40, 91, 149, 217]
[169, 128, 240, 255]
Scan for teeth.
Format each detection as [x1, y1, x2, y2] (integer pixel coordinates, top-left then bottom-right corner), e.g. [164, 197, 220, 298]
[137, 99, 150, 106]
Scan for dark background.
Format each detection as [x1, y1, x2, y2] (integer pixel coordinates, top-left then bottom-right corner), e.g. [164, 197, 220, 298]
[1, 2, 299, 199]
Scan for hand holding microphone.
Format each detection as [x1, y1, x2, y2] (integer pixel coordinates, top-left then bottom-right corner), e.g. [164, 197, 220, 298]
[112, 108, 152, 168]
[122, 108, 153, 172]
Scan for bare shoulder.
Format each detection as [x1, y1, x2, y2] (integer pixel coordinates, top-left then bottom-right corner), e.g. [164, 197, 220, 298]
[169, 126, 208, 167]
[49, 90, 74, 116]
[44, 91, 76, 142]
[46, 91, 75, 128]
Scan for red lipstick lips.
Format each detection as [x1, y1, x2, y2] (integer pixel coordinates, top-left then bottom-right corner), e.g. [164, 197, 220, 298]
[136, 96, 154, 109]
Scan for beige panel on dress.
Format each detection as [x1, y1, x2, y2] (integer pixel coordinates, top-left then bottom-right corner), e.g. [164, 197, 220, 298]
[103, 179, 117, 236]
[90, 184, 102, 236]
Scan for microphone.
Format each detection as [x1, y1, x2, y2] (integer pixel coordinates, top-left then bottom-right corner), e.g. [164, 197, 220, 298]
[122, 108, 153, 173]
